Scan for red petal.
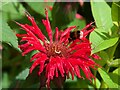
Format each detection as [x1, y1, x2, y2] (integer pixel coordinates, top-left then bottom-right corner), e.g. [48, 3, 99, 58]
[22, 47, 35, 56]
[68, 43, 90, 52]
[55, 67, 58, 77]
[81, 22, 94, 32]
[38, 61, 45, 75]
[74, 65, 81, 78]
[16, 34, 28, 37]
[60, 26, 76, 42]
[30, 52, 47, 62]
[82, 28, 95, 39]
[92, 54, 101, 60]
[30, 59, 40, 73]
[57, 60, 64, 77]
[42, 9, 53, 43]
[69, 39, 81, 48]
[69, 69, 74, 80]
[54, 27, 59, 41]
[19, 42, 30, 48]
[25, 12, 46, 42]
[30, 53, 48, 74]
[71, 48, 91, 57]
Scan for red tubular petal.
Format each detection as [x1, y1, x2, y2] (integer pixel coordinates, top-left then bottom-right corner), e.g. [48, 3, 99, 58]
[83, 28, 95, 38]
[21, 37, 34, 41]
[92, 54, 101, 60]
[30, 59, 40, 73]
[60, 26, 76, 42]
[30, 53, 40, 62]
[74, 65, 81, 78]
[63, 60, 71, 74]
[50, 64, 56, 80]
[42, 9, 53, 43]
[60, 33, 70, 44]
[22, 47, 35, 56]
[80, 65, 93, 81]
[38, 61, 45, 75]
[72, 49, 91, 57]
[57, 61, 64, 77]
[61, 26, 76, 37]
[31, 54, 47, 74]
[54, 27, 59, 41]
[81, 66, 89, 78]
[18, 23, 46, 52]
[19, 42, 30, 48]
[69, 39, 80, 48]
[55, 67, 58, 77]
[69, 69, 74, 80]
[25, 12, 46, 42]
[81, 22, 94, 32]
[68, 43, 90, 52]
[16, 34, 28, 37]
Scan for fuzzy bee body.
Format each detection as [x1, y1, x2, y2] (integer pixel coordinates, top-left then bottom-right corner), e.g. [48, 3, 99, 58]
[69, 31, 81, 42]
[68, 26, 84, 42]
[69, 22, 95, 42]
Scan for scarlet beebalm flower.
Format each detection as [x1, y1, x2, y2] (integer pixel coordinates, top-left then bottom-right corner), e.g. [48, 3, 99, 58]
[16, 9, 101, 88]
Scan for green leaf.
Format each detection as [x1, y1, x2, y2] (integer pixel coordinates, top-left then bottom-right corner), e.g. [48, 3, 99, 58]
[109, 73, 120, 88]
[1, 2, 25, 21]
[108, 59, 120, 67]
[2, 19, 20, 51]
[52, 2, 78, 29]
[106, 37, 119, 59]
[92, 78, 101, 88]
[16, 68, 29, 80]
[68, 19, 85, 30]
[91, 0, 113, 32]
[20, 68, 40, 88]
[92, 36, 119, 54]
[2, 73, 10, 88]
[95, 51, 108, 66]
[98, 68, 117, 88]
[10, 68, 39, 88]
[113, 67, 120, 75]
[25, 2, 54, 18]
[90, 29, 109, 50]
[112, 2, 120, 22]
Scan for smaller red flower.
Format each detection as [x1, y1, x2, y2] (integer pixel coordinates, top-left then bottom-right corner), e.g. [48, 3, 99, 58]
[16, 9, 101, 88]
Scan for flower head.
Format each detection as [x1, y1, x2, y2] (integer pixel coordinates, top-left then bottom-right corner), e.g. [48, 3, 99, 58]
[16, 9, 101, 88]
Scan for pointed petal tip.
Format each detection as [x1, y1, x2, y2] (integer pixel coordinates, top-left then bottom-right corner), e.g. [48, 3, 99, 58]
[29, 69, 33, 74]
[22, 53, 25, 56]
[45, 8, 48, 13]
[45, 8, 49, 19]
[13, 20, 20, 25]
[24, 10, 31, 17]
[16, 34, 19, 37]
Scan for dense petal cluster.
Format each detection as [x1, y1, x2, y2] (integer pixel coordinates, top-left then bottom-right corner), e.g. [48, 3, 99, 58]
[16, 9, 101, 88]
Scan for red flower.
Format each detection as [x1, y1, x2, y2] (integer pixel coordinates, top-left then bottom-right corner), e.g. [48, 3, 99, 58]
[16, 9, 101, 88]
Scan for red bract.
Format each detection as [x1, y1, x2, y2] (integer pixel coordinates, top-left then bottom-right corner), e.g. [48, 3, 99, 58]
[16, 9, 101, 88]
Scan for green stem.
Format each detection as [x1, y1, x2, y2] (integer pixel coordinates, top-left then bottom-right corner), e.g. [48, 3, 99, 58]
[100, 81, 108, 90]
[105, 65, 110, 73]
[100, 64, 110, 89]
[93, 71, 97, 88]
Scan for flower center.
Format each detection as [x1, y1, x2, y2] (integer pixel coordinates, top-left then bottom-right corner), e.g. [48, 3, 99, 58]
[46, 42, 68, 57]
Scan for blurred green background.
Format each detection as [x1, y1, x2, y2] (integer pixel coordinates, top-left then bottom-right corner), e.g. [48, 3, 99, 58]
[1, 0, 120, 89]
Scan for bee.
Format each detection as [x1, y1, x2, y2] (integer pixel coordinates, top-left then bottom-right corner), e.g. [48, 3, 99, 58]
[68, 22, 95, 42]
[68, 26, 83, 42]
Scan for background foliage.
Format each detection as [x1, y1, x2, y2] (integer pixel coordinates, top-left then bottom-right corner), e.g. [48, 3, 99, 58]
[1, 0, 120, 89]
